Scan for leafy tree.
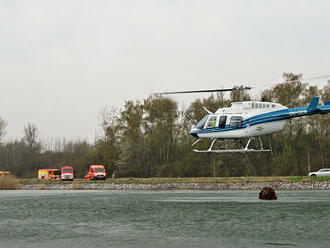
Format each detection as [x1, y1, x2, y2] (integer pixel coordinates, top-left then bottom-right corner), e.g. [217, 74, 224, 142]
[117, 100, 145, 177]
[143, 96, 179, 176]
[99, 107, 121, 177]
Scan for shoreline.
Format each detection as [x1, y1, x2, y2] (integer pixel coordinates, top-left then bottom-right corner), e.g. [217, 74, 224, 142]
[20, 181, 330, 191]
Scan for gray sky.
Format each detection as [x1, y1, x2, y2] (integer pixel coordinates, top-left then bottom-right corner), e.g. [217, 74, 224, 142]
[1, 0, 329, 142]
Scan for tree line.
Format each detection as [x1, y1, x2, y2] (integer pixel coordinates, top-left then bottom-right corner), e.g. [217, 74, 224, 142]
[0, 73, 329, 178]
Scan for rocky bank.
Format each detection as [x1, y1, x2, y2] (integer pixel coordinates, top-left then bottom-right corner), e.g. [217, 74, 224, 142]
[21, 181, 330, 190]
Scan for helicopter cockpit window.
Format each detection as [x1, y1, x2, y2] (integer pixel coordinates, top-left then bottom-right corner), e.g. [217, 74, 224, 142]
[219, 116, 227, 128]
[195, 116, 208, 129]
[230, 116, 242, 128]
[206, 116, 217, 129]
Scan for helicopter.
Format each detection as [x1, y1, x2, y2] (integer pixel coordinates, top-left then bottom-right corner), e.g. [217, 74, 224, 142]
[159, 87, 330, 153]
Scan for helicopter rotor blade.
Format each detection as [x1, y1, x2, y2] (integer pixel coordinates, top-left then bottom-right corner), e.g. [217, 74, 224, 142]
[157, 86, 251, 95]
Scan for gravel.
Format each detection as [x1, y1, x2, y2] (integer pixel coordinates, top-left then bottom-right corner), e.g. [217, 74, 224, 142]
[21, 182, 330, 191]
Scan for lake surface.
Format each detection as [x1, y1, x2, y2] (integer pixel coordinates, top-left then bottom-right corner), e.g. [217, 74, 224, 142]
[0, 190, 330, 248]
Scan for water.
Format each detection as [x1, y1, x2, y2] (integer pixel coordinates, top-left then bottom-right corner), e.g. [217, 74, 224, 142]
[1, 190, 330, 248]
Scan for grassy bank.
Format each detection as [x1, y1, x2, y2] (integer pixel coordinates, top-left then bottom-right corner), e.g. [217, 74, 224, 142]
[18, 176, 330, 185]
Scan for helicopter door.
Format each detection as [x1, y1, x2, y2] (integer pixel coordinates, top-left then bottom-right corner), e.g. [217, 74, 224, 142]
[218, 116, 227, 128]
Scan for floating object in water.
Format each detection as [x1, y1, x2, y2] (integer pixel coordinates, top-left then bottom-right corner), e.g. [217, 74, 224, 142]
[259, 187, 277, 200]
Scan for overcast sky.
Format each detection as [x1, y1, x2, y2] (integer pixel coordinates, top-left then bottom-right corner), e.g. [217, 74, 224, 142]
[1, 0, 329, 142]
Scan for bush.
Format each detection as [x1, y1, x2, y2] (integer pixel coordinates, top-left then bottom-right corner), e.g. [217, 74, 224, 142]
[0, 175, 21, 190]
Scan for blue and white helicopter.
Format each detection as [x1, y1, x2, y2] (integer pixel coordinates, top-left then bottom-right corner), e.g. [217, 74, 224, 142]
[160, 87, 330, 153]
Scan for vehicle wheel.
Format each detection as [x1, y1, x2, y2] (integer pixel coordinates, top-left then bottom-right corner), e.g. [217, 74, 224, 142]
[311, 174, 316, 177]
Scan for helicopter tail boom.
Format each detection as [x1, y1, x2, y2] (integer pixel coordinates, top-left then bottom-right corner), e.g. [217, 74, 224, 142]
[307, 97, 319, 112]
[288, 97, 330, 118]
[311, 97, 330, 114]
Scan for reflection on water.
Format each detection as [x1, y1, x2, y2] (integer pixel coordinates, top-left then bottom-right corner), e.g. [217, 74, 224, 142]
[0, 190, 330, 248]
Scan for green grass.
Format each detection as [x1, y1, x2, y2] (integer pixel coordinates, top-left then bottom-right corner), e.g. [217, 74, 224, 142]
[18, 176, 330, 185]
[308, 176, 330, 182]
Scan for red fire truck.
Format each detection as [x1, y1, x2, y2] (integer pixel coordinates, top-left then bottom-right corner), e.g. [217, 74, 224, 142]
[84, 165, 106, 180]
[61, 166, 74, 181]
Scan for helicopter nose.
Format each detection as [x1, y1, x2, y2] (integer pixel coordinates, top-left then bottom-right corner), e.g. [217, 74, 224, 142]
[189, 128, 199, 138]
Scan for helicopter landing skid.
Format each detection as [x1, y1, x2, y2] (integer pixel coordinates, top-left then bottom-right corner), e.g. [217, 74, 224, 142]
[193, 138, 271, 153]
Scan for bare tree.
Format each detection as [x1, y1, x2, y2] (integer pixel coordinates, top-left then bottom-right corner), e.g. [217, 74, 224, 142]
[99, 107, 120, 142]
[0, 117, 7, 142]
[24, 123, 39, 147]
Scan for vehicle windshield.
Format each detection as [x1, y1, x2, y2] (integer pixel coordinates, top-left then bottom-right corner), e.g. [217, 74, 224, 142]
[206, 116, 217, 129]
[62, 168, 73, 173]
[196, 116, 208, 129]
[94, 168, 105, 172]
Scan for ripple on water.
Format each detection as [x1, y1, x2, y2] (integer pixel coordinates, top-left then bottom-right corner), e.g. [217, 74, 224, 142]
[0, 190, 330, 248]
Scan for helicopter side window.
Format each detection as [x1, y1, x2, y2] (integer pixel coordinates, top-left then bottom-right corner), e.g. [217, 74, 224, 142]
[219, 116, 227, 128]
[206, 116, 217, 129]
[195, 116, 208, 129]
[230, 116, 242, 128]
